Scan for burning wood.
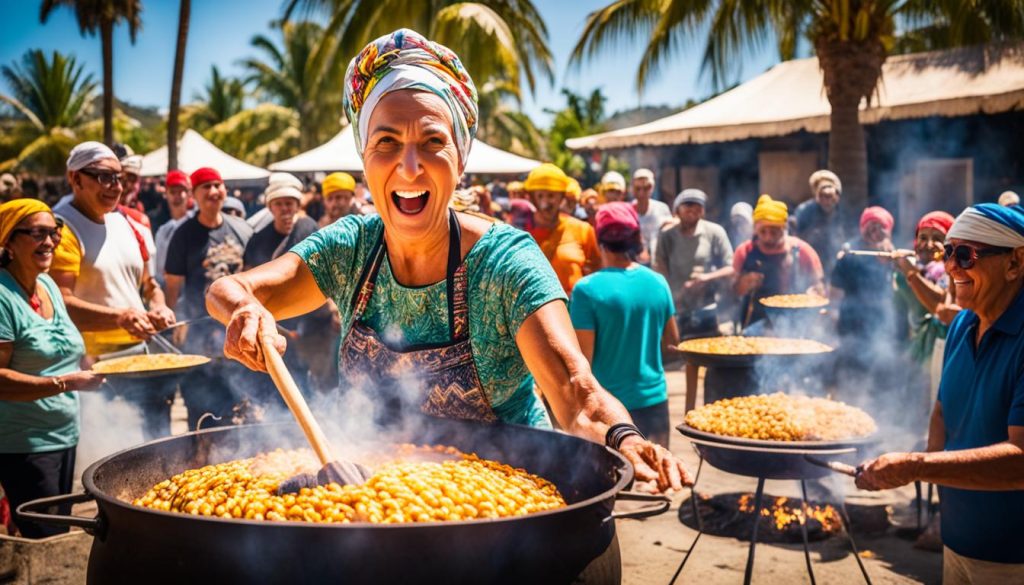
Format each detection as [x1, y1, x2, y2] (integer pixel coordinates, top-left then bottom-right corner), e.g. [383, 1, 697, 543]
[737, 494, 842, 534]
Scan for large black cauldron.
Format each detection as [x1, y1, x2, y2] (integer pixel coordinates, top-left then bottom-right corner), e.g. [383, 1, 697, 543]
[20, 418, 664, 585]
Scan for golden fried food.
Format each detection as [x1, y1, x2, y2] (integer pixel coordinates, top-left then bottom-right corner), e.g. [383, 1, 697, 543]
[133, 446, 566, 523]
[684, 392, 876, 442]
[678, 336, 832, 355]
[759, 294, 829, 308]
[92, 353, 209, 374]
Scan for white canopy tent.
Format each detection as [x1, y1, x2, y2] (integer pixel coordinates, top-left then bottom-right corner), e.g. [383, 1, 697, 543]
[269, 126, 542, 175]
[567, 44, 1024, 150]
[140, 129, 270, 181]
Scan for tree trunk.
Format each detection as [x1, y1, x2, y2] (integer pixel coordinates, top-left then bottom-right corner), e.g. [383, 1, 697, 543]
[101, 20, 115, 146]
[168, 0, 191, 171]
[815, 37, 886, 233]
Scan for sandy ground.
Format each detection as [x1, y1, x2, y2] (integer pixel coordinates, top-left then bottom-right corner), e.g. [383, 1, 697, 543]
[5, 365, 942, 585]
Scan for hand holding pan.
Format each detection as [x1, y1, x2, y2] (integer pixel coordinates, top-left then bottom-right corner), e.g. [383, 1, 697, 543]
[259, 331, 369, 494]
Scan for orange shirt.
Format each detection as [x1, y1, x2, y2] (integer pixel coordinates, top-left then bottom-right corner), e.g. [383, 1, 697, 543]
[528, 214, 600, 294]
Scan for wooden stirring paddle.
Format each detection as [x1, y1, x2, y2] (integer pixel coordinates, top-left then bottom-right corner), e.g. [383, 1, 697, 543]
[259, 332, 368, 494]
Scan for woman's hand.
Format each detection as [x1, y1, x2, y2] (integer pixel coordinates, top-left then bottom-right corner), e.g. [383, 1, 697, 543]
[223, 302, 288, 372]
[735, 271, 763, 296]
[117, 308, 156, 339]
[58, 371, 106, 392]
[619, 435, 693, 494]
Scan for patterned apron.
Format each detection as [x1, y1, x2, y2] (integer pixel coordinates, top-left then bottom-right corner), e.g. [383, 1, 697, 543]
[338, 210, 498, 425]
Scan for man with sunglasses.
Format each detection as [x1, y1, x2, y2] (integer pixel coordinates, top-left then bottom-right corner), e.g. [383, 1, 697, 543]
[51, 142, 177, 438]
[856, 202, 1024, 583]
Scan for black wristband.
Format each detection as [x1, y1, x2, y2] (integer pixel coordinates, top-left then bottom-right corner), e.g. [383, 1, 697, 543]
[605, 423, 646, 450]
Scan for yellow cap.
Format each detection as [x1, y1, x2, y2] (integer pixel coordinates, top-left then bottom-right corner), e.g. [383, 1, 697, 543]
[523, 163, 569, 193]
[565, 178, 581, 201]
[322, 172, 356, 196]
[507, 181, 524, 192]
[752, 194, 788, 225]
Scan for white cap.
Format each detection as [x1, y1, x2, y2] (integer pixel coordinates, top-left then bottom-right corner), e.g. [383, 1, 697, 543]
[264, 172, 304, 203]
[601, 171, 626, 191]
[998, 190, 1020, 207]
[632, 168, 654, 183]
[121, 155, 143, 175]
[67, 141, 118, 171]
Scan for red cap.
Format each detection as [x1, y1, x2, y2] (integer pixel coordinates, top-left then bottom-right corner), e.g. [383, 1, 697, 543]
[916, 210, 955, 236]
[190, 167, 222, 188]
[166, 170, 190, 189]
[595, 202, 640, 242]
[859, 206, 894, 235]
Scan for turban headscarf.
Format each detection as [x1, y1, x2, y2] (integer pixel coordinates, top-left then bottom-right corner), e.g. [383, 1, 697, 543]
[916, 211, 955, 237]
[523, 163, 569, 193]
[322, 172, 356, 195]
[947, 203, 1024, 248]
[344, 28, 478, 165]
[752, 194, 788, 225]
[859, 206, 894, 235]
[67, 141, 117, 171]
[0, 199, 53, 246]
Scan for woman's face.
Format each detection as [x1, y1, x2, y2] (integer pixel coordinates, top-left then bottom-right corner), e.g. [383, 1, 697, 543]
[363, 90, 461, 243]
[5, 212, 60, 273]
[915, 227, 945, 263]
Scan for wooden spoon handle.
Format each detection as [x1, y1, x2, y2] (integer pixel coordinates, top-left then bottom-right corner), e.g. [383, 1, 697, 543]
[260, 332, 334, 466]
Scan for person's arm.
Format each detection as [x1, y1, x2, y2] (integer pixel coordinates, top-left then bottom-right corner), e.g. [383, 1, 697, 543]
[0, 342, 105, 401]
[856, 426, 1024, 491]
[662, 315, 680, 354]
[653, 230, 670, 277]
[894, 256, 946, 313]
[583, 225, 601, 275]
[163, 274, 184, 312]
[50, 270, 156, 338]
[575, 329, 595, 363]
[140, 263, 175, 330]
[926, 401, 945, 453]
[206, 252, 327, 372]
[516, 301, 691, 492]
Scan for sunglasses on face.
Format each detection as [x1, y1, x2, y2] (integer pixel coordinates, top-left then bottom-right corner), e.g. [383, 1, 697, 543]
[12, 219, 64, 244]
[78, 167, 123, 188]
[944, 243, 1013, 269]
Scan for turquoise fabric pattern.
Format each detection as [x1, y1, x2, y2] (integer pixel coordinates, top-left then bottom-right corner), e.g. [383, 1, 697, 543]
[569, 266, 675, 411]
[0, 271, 86, 453]
[292, 214, 567, 427]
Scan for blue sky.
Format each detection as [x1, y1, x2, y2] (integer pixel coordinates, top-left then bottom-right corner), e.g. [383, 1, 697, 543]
[1, 1, 785, 127]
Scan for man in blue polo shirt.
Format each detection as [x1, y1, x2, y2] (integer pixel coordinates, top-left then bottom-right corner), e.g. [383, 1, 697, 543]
[855, 202, 1024, 583]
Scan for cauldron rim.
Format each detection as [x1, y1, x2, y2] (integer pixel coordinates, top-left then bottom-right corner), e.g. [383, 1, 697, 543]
[82, 421, 636, 529]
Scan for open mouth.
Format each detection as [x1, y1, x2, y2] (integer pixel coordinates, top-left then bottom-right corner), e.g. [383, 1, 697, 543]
[392, 190, 430, 215]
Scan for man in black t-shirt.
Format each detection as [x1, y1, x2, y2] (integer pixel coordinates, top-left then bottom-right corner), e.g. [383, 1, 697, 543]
[164, 167, 254, 430]
[243, 184, 317, 269]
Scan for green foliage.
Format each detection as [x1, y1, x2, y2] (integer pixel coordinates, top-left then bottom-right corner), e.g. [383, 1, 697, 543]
[476, 79, 545, 158]
[181, 66, 247, 134]
[0, 49, 98, 175]
[544, 88, 607, 175]
[40, 0, 142, 41]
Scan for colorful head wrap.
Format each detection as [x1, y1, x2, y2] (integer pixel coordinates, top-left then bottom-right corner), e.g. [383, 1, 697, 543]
[947, 203, 1024, 248]
[344, 28, 478, 165]
[322, 172, 356, 195]
[752, 194, 788, 225]
[0, 199, 53, 246]
[523, 163, 569, 193]
[859, 206, 894, 235]
[916, 211, 955, 237]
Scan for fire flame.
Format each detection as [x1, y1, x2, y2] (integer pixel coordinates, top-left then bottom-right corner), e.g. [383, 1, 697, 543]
[737, 494, 842, 532]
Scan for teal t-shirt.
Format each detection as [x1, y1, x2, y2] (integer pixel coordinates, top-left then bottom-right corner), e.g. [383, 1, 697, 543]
[0, 271, 85, 453]
[569, 266, 675, 410]
[291, 214, 567, 427]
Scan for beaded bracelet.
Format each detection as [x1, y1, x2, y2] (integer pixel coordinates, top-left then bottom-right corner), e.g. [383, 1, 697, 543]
[605, 423, 646, 450]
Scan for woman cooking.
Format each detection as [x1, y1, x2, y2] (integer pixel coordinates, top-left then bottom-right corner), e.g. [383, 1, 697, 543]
[0, 199, 104, 537]
[207, 29, 689, 493]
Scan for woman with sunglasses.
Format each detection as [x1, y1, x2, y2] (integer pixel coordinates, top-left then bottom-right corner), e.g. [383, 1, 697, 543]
[0, 199, 105, 538]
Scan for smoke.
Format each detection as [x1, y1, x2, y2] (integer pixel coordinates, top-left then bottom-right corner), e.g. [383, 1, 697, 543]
[75, 389, 146, 478]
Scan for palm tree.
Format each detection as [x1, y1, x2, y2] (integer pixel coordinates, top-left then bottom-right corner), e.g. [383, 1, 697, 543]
[205, 104, 302, 166]
[570, 0, 1024, 216]
[240, 21, 345, 151]
[0, 49, 98, 174]
[281, 0, 553, 98]
[545, 88, 607, 175]
[168, 0, 191, 171]
[40, 0, 143, 147]
[181, 66, 247, 133]
[476, 79, 545, 158]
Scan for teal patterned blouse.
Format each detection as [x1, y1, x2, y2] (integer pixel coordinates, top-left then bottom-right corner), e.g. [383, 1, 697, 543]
[292, 214, 567, 427]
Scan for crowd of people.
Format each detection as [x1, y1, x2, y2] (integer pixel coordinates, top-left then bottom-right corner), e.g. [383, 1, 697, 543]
[0, 25, 1022, 580]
